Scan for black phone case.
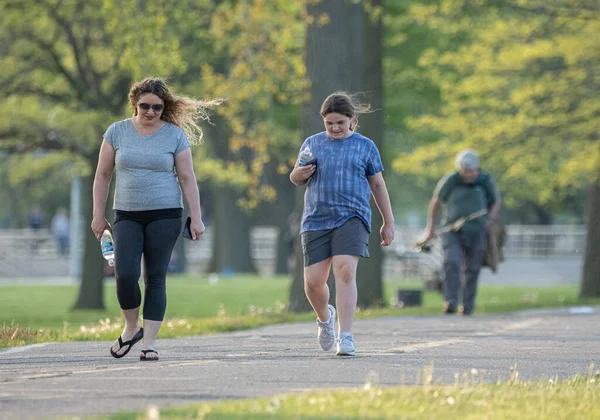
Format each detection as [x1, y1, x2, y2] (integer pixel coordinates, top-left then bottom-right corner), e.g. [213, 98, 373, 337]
[303, 157, 318, 167]
[183, 216, 192, 239]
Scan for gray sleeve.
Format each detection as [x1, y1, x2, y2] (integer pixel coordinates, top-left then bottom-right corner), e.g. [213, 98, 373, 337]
[103, 123, 117, 149]
[175, 130, 191, 155]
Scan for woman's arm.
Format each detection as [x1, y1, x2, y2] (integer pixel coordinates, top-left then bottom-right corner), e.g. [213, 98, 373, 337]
[91, 140, 116, 240]
[175, 148, 204, 240]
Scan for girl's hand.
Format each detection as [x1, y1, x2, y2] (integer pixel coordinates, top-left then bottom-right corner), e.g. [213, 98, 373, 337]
[91, 217, 112, 241]
[380, 222, 395, 246]
[292, 164, 316, 182]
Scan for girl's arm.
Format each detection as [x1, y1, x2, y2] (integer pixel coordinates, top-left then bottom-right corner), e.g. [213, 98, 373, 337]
[368, 172, 395, 246]
[290, 161, 316, 186]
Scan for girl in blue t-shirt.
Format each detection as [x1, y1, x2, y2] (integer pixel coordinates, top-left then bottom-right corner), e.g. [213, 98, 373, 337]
[290, 92, 395, 356]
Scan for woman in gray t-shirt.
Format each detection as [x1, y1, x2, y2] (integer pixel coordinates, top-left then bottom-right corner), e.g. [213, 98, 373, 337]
[91, 77, 220, 361]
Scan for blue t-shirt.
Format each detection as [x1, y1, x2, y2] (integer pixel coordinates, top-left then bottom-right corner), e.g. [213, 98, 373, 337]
[299, 131, 384, 233]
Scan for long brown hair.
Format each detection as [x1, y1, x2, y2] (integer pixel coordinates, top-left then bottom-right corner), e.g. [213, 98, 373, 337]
[319, 92, 372, 131]
[128, 77, 223, 145]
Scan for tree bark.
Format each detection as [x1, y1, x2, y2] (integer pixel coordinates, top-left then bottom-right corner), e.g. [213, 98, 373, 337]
[6, 183, 23, 228]
[205, 116, 257, 274]
[256, 163, 296, 275]
[288, 0, 365, 312]
[356, 0, 385, 308]
[208, 185, 256, 274]
[580, 179, 600, 298]
[72, 155, 106, 310]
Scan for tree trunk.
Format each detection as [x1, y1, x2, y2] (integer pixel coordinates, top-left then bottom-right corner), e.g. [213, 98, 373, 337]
[356, 0, 385, 308]
[208, 186, 256, 274]
[288, 0, 365, 312]
[204, 112, 256, 274]
[72, 164, 106, 310]
[273, 181, 296, 275]
[256, 163, 296, 275]
[6, 184, 22, 228]
[580, 180, 600, 298]
[530, 202, 553, 225]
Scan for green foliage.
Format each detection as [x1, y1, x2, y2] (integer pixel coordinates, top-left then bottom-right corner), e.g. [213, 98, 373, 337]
[195, 0, 308, 209]
[392, 0, 600, 210]
[380, 1, 447, 219]
[0, 0, 313, 227]
[0, 0, 215, 161]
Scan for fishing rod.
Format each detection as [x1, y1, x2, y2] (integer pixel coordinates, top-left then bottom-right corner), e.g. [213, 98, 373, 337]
[415, 209, 488, 253]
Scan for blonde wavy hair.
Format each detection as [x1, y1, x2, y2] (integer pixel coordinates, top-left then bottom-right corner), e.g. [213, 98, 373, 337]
[128, 77, 223, 145]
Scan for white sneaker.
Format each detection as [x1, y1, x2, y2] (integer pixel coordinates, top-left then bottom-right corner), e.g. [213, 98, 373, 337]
[317, 304, 336, 350]
[336, 331, 355, 356]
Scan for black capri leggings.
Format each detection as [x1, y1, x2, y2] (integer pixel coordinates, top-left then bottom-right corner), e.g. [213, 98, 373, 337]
[113, 208, 182, 321]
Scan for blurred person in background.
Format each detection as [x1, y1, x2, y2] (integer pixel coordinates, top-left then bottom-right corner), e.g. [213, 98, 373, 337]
[29, 206, 43, 230]
[91, 77, 220, 361]
[50, 208, 70, 256]
[290, 92, 395, 357]
[28, 206, 44, 255]
[424, 149, 501, 315]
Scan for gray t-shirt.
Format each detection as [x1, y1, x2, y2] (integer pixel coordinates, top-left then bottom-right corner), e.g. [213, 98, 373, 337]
[103, 118, 191, 211]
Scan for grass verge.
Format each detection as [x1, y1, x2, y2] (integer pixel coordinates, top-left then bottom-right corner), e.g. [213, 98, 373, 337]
[1, 274, 598, 348]
[92, 373, 600, 419]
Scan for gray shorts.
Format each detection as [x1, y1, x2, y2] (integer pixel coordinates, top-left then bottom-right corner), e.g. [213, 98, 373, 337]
[301, 217, 370, 267]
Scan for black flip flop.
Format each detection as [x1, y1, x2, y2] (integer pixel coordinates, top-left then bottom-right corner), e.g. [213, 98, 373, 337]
[110, 327, 144, 359]
[140, 349, 159, 361]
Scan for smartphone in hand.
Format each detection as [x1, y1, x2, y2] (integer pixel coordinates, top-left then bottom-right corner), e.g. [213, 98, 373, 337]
[302, 157, 318, 167]
[182, 217, 192, 240]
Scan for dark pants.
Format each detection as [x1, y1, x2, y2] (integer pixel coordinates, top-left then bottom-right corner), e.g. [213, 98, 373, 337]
[442, 229, 487, 314]
[113, 210, 181, 321]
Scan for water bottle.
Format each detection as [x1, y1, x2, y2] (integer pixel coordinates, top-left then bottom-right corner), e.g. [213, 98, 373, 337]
[298, 147, 314, 166]
[100, 230, 115, 266]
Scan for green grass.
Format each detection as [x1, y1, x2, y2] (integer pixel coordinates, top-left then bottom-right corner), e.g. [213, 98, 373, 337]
[1, 274, 598, 348]
[92, 374, 600, 419]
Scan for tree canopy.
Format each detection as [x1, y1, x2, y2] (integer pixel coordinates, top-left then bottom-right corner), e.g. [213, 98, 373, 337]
[392, 0, 600, 209]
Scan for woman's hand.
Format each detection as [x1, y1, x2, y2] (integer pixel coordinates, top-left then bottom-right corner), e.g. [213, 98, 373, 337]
[91, 216, 112, 241]
[190, 218, 205, 241]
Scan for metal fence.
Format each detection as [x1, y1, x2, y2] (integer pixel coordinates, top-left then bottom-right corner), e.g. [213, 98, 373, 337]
[503, 225, 587, 259]
[383, 224, 588, 287]
[0, 225, 587, 279]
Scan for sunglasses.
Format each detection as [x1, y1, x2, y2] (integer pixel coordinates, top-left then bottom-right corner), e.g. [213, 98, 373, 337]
[138, 103, 164, 112]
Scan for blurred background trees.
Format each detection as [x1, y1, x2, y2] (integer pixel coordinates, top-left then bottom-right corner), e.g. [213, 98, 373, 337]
[1, 0, 598, 310]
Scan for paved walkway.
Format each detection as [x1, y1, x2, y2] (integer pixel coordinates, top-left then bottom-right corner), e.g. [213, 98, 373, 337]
[1, 307, 598, 419]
